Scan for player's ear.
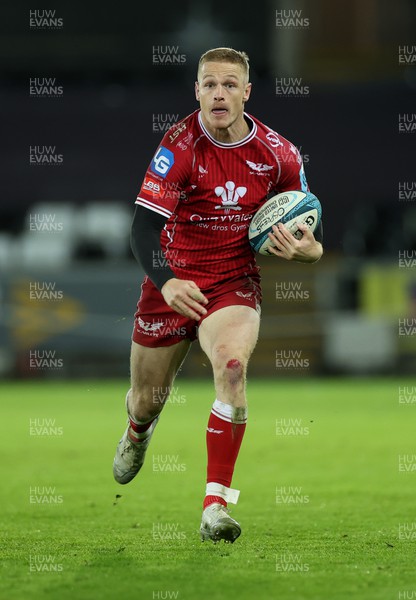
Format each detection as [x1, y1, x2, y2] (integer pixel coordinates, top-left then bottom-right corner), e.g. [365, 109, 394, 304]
[243, 82, 252, 103]
[195, 81, 200, 101]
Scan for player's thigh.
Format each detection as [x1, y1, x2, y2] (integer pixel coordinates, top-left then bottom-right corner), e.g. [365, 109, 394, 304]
[130, 339, 191, 395]
[198, 305, 260, 369]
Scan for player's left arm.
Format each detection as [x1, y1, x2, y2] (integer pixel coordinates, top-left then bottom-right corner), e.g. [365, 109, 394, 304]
[270, 139, 323, 263]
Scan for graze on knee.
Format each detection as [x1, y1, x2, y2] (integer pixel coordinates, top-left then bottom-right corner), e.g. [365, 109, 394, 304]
[225, 358, 243, 387]
[226, 359, 241, 370]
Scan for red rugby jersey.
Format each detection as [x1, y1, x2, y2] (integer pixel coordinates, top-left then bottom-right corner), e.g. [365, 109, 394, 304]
[136, 110, 309, 290]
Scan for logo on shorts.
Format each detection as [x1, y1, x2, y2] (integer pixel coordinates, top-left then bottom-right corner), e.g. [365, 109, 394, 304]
[138, 317, 165, 332]
[236, 291, 254, 299]
[214, 181, 246, 211]
[207, 427, 223, 434]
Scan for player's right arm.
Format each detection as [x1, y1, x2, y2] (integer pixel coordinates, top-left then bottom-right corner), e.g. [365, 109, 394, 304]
[130, 206, 208, 321]
[132, 120, 208, 320]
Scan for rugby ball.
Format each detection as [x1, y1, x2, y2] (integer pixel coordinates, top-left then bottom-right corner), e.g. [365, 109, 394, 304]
[248, 190, 322, 255]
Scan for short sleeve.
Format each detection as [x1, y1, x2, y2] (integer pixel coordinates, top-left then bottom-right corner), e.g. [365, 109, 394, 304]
[136, 121, 193, 219]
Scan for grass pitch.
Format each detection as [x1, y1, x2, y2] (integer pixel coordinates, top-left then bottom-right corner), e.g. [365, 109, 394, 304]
[0, 378, 414, 600]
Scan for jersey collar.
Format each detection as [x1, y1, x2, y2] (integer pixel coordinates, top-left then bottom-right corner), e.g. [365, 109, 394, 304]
[198, 111, 257, 148]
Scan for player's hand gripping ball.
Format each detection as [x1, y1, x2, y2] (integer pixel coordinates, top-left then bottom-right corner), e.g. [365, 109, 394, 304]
[248, 190, 322, 255]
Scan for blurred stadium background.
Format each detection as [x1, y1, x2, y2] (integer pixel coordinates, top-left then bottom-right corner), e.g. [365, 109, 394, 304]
[0, 0, 415, 380]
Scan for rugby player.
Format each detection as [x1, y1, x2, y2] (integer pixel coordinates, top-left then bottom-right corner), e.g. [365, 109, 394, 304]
[113, 47, 323, 543]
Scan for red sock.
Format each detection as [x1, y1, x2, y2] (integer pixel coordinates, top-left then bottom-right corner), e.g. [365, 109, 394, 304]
[128, 416, 157, 443]
[203, 494, 227, 509]
[203, 400, 247, 509]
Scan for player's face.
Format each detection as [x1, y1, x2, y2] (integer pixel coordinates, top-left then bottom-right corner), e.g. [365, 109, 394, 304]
[195, 61, 251, 140]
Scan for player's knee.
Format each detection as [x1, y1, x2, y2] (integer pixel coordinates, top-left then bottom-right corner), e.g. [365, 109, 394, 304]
[212, 347, 245, 386]
[225, 358, 244, 387]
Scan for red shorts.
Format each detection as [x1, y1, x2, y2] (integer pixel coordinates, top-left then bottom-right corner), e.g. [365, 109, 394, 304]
[132, 275, 262, 347]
